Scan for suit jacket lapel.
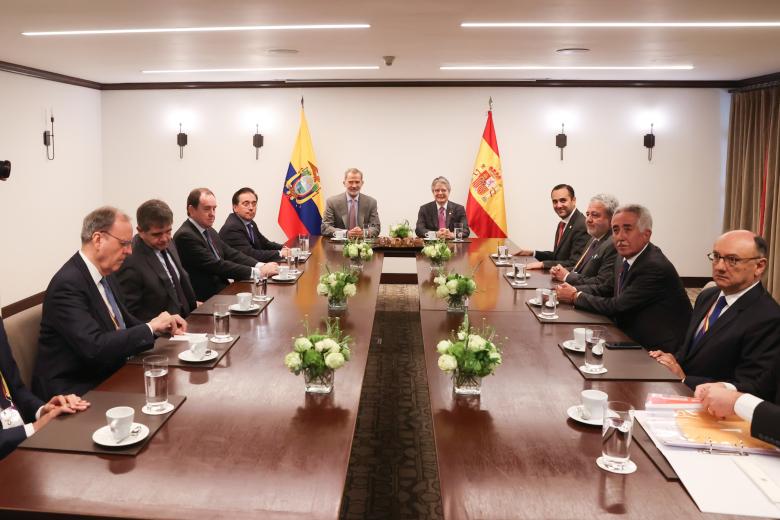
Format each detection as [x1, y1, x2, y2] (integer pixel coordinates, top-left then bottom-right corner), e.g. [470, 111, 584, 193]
[141, 241, 179, 303]
[73, 254, 115, 331]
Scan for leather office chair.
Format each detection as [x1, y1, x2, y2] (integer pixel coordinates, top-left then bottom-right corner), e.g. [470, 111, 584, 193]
[3, 304, 43, 387]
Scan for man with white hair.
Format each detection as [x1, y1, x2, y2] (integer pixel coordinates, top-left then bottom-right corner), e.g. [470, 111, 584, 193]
[556, 204, 692, 353]
[415, 176, 470, 239]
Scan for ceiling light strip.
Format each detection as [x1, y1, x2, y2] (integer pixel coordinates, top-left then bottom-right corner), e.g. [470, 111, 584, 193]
[461, 22, 780, 28]
[440, 65, 694, 71]
[142, 66, 380, 74]
[23, 24, 370, 36]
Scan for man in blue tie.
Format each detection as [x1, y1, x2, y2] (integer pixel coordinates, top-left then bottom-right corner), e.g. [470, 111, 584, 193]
[555, 204, 692, 353]
[219, 187, 289, 262]
[33, 207, 187, 399]
[649, 230, 780, 389]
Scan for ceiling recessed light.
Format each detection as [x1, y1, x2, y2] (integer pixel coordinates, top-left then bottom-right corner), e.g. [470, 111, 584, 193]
[555, 48, 590, 54]
[142, 66, 380, 74]
[461, 22, 780, 28]
[440, 65, 693, 71]
[23, 24, 370, 36]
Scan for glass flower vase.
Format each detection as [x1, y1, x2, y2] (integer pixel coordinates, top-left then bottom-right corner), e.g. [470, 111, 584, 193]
[452, 370, 482, 396]
[349, 256, 364, 271]
[328, 296, 347, 311]
[304, 368, 334, 394]
[447, 295, 468, 313]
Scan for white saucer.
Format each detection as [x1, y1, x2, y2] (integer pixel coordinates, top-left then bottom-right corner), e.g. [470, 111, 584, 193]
[528, 297, 541, 306]
[566, 405, 603, 426]
[506, 272, 531, 278]
[178, 349, 218, 362]
[287, 269, 302, 275]
[252, 295, 272, 302]
[537, 313, 559, 320]
[142, 402, 175, 415]
[272, 274, 296, 282]
[229, 303, 260, 313]
[579, 365, 608, 375]
[596, 456, 637, 474]
[330, 237, 347, 242]
[92, 423, 150, 447]
[562, 339, 585, 352]
[210, 335, 234, 344]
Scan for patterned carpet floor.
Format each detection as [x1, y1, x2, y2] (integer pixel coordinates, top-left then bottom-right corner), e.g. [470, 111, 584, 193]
[340, 285, 443, 520]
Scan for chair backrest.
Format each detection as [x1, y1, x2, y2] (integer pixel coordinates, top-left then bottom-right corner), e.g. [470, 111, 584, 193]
[3, 304, 43, 388]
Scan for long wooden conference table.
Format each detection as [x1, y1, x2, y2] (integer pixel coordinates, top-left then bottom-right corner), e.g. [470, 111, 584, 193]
[0, 237, 750, 519]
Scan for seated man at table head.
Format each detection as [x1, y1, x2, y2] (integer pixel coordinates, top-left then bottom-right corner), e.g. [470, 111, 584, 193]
[1, 317, 89, 459]
[555, 204, 692, 353]
[649, 230, 780, 389]
[549, 193, 618, 293]
[116, 199, 198, 321]
[219, 187, 289, 262]
[695, 350, 780, 448]
[32, 206, 186, 400]
[321, 167, 381, 239]
[516, 184, 589, 270]
[415, 176, 470, 239]
[174, 187, 279, 301]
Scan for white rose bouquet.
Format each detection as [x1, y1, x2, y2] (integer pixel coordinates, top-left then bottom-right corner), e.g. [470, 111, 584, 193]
[389, 220, 412, 238]
[342, 239, 374, 269]
[433, 270, 476, 312]
[421, 239, 453, 266]
[436, 314, 503, 395]
[316, 266, 359, 309]
[284, 317, 352, 393]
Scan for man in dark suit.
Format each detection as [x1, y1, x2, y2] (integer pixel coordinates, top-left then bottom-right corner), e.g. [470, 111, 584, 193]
[696, 351, 780, 448]
[1, 317, 90, 459]
[33, 207, 186, 400]
[517, 184, 589, 270]
[321, 168, 381, 238]
[415, 176, 470, 239]
[219, 187, 289, 262]
[649, 231, 780, 389]
[549, 193, 618, 294]
[117, 199, 198, 321]
[556, 204, 692, 353]
[174, 188, 279, 301]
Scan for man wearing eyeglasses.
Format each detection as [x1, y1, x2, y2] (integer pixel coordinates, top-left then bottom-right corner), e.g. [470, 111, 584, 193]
[649, 230, 780, 389]
[219, 187, 289, 262]
[33, 206, 187, 399]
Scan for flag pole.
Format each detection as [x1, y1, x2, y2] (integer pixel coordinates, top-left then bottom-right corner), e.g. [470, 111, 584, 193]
[488, 97, 493, 111]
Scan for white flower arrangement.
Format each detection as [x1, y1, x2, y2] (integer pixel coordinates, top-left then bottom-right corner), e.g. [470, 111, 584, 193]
[421, 240, 453, 265]
[436, 314, 503, 380]
[317, 266, 359, 304]
[284, 317, 352, 377]
[433, 271, 476, 308]
[389, 220, 412, 238]
[342, 239, 374, 261]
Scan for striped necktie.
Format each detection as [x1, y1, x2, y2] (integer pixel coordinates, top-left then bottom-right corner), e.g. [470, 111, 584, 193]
[691, 295, 728, 348]
[100, 277, 126, 329]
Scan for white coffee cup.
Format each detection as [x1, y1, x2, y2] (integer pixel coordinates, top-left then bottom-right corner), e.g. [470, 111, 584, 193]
[573, 327, 588, 347]
[278, 265, 290, 278]
[334, 230, 346, 239]
[190, 339, 208, 358]
[236, 292, 252, 310]
[426, 231, 437, 239]
[581, 389, 608, 420]
[106, 406, 135, 442]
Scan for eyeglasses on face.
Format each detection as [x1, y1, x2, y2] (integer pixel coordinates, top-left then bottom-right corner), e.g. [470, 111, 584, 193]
[101, 231, 133, 248]
[706, 251, 762, 267]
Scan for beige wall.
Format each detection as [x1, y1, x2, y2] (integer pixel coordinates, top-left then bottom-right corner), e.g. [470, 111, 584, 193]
[0, 71, 102, 305]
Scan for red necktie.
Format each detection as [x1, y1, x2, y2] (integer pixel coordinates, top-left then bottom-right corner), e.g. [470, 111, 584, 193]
[555, 221, 565, 247]
[438, 206, 446, 229]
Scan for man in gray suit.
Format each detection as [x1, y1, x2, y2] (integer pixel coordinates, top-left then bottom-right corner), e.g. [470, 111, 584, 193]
[321, 168, 381, 238]
[415, 176, 470, 239]
[549, 193, 618, 294]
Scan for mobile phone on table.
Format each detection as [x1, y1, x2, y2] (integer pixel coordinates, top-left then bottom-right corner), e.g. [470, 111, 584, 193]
[605, 341, 642, 350]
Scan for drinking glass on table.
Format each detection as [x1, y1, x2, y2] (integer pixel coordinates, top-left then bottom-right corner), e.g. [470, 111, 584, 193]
[213, 303, 231, 340]
[253, 273, 271, 302]
[584, 326, 606, 372]
[498, 244, 509, 261]
[600, 401, 636, 472]
[454, 227, 464, 242]
[143, 355, 168, 413]
[540, 289, 558, 319]
[298, 233, 310, 254]
[511, 261, 527, 287]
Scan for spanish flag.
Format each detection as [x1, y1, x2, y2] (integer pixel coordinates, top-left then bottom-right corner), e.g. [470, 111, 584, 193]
[466, 109, 507, 238]
[278, 105, 325, 239]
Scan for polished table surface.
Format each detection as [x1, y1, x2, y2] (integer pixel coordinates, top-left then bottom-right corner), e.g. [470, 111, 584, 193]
[0, 238, 753, 519]
[0, 237, 382, 520]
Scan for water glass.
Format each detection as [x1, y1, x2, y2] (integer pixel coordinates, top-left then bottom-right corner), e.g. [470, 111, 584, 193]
[601, 401, 635, 471]
[298, 233, 309, 253]
[498, 244, 509, 260]
[512, 262, 527, 286]
[585, 326, 606, 371]
[213, 303, 230, 339]
[252, 276, 270, 302]
[540, 289, 558, 318]
[291, 247, 302, 260]
[143, 355, 168, 412]
[454, 227, 463, 241]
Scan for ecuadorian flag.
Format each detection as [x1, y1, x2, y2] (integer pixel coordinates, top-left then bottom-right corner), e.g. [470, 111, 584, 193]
[466, 109, 507, 238]
[278, 106, 324, 239]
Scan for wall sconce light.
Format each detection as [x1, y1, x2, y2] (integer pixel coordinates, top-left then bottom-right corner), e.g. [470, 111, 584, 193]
[643, 124, 655, 161]
[253, 124, 264, 160]
[177, 123, 188, 159]
[0, 160, 10, 181]
[43, 110, 55, 160]
[555, 123, 567, 161]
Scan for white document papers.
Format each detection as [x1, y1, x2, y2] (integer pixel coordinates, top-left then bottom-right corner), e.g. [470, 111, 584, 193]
[635, 410, 780, 518]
